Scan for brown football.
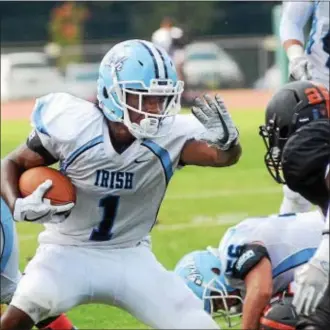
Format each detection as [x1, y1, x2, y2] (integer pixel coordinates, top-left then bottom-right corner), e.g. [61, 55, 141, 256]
[19, 167, 76, 205]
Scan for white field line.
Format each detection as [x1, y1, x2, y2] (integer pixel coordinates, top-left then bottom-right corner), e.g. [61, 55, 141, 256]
[18, 234, 35, 241]
[165, 186, 281, 200]
[18, 186, 281, 239]
[18, 213, 248, 239]
[155, 213, 248, 231]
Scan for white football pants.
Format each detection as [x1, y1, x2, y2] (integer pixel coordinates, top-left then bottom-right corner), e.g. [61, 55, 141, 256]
[10, 242, 219, 329]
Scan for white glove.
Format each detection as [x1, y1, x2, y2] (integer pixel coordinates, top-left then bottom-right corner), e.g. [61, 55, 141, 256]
[14, 179, 74, 224]
[293, 257, 329, 316]
[289, 56, 313, 81]
[192, 94, 239, 151]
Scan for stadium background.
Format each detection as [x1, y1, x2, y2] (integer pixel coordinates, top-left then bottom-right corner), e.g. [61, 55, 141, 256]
[1, 1, 295, 328]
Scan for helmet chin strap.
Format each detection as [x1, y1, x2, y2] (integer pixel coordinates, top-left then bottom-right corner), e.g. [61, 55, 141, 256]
[130, 117, 160, 139]
[139, 117, 159, 135]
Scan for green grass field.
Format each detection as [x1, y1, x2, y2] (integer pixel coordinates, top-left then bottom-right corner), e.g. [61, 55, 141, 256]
[1, 110, 283, 329]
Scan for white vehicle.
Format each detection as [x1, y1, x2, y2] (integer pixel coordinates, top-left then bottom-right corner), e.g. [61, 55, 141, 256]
[1, 52, 65, 101]
[183, 42, 244, 89]
[65, 62, 98, 101]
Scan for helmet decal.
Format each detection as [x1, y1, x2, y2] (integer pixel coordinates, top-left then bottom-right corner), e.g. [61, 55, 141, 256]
[97, 39, 184, 139]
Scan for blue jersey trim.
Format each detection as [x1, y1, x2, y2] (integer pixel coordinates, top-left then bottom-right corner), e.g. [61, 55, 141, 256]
[306, 2, 318, 54]
[61, 135, 104, 172]
[142, 140, 173, 185]
[32, 99, 50, 136]
[272, 248, 316, 278]
[0, 199, 14, 273]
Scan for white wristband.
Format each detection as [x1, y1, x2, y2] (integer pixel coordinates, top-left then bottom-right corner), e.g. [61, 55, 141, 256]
[313, 235, 330, 263]
[13, 198, 24, 222]
[287, 44, 305, 61]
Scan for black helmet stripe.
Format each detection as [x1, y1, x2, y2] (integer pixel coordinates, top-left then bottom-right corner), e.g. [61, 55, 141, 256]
[155, 47, 168, 79]
[139, 40, 166, 79]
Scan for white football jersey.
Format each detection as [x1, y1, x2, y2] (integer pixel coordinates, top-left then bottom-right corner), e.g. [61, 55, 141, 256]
[306, 1, 330, 88]
[31, 93, 205, 248]
[218, 211, 324, 295]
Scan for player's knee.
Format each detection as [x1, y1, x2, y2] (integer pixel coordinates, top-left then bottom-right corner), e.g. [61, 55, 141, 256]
[0, 305, 35, 330]
[10, 277, 60, 323]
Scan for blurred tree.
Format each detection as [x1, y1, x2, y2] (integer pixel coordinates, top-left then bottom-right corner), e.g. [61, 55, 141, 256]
[128, 1, 219, 40]
[49, 1, 89, 70]
[0, 1, 279, 44]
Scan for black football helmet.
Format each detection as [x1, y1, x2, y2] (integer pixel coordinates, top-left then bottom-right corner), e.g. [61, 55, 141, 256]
[282, 119, 330, 211]
[259, 81, 329, 183]
[260, 295, 299, 330]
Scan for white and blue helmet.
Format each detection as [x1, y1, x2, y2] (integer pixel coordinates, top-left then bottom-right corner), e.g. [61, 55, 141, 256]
[97, 39, 184, 139]
[174, 248, 243, 327]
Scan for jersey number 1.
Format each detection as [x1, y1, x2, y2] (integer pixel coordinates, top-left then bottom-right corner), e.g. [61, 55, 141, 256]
[90, 195, 120, 241]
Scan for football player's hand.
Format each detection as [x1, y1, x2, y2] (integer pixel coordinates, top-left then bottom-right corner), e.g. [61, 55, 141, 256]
[13, 179, 74, 224]
[192, 94, 239, 151]
[293, 257, 329, 316]
[289, 56, 313, 81]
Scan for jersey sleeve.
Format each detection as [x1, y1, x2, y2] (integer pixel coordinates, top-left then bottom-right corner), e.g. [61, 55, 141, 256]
[168, 114, 207, 169]
[231, 244, 270, 280]
[29, 92, 102, 162]
[218, 222, 271, 289]
[280, 1, 314, 44]
[29, 93, 62, 160]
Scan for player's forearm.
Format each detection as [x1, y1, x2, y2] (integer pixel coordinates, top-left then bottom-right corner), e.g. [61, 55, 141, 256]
[180, 140, 241, 167]
[280, 1, 313, 47]
[1, 158, 24, 212]
[242, 290, 271, 330]
[1, 143, 46, 212]
[212, 143, 242, 167]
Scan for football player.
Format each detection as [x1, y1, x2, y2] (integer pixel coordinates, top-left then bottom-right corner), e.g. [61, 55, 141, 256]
[259, 80, 328, 214]
[280, 1, 329, 87]
[0, 39, 242, 329]
[279, 0, 330, 215]
[1, 198, 77, 330]
[175, 210, 324, 330]
[260, 81, 330, 329]
[281, 121, 330, 330]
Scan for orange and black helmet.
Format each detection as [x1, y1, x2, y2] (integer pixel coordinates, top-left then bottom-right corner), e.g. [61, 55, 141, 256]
[259, 81, 329, 184]
[260, 296, 298, 330]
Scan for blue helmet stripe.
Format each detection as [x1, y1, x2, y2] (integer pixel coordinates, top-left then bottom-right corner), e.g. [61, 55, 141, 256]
[155, 47, 168, 79]
[139, 41, 159, 78]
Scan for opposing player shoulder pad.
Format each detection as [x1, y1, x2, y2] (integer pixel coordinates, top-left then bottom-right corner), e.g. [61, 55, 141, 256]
[31, 92, 102, 142]
[232, 244, 270, 280]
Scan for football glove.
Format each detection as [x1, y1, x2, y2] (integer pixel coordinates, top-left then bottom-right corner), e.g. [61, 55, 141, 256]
[289, 56, 313, 81]
[192, 94, 239, 151]
[13, 179, 74, 224]
[293, 256, 329, 316]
